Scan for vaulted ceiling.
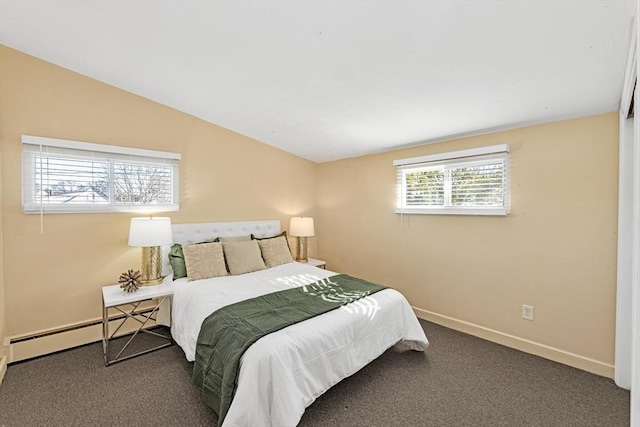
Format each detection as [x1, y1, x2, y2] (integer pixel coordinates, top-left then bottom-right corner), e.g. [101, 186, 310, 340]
[0, 1, 635, 162]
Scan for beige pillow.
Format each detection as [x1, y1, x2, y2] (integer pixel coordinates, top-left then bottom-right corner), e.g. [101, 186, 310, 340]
[257, 235, 293, 268]
[223, 240, 266, 275]
[182, 242, 228, 281]
[218, 235, 251, 242]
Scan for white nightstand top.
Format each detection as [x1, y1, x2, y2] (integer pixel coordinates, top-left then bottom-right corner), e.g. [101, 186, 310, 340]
[102, 278, 173, 308]
[304, 258, 326, 268]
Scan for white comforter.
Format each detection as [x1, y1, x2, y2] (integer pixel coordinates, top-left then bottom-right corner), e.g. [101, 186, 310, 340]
[171, 262, 428, 427]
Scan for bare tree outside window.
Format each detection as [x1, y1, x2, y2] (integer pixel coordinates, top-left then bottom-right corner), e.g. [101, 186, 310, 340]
[23, 136, 180, 214]
[34, 156, 173, 206]
[113, 162, 173, 205]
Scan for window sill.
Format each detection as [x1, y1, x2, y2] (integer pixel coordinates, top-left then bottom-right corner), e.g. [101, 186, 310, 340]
[395, 207, 509, 216]
[23, 204, 179, 214]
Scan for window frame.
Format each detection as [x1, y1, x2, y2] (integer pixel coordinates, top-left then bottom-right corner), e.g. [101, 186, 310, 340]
[22, 135, 181, 214]
[394, 144, 510, 216]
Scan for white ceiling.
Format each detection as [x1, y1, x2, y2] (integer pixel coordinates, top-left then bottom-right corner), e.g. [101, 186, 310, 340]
[0, 1, 636, 163]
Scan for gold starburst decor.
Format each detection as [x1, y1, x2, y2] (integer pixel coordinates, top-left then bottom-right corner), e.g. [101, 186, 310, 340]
[119, 269, 142, 293]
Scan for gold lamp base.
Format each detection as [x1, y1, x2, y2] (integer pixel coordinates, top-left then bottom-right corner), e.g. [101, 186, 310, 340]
[140, 246, 163, 286]
[295, 236, 308, 263]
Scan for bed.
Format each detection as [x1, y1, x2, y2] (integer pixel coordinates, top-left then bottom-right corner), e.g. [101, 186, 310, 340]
[161, 220, 429, 427]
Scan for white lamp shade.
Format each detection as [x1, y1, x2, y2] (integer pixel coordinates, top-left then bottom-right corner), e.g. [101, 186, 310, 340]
[128, 217, 173, 247]
[289, 217, 314, 237]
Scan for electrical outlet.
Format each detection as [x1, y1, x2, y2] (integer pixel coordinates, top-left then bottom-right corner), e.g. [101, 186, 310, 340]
[522, 304, 534, 321]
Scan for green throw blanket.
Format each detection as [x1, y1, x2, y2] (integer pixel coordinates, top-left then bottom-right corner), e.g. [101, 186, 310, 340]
[193, 273, 387, 426]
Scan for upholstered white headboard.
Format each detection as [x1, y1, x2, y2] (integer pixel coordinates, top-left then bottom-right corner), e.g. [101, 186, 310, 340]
[161, 220, 281, 276]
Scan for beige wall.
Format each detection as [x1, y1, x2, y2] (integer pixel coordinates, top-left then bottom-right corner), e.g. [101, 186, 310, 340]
[0, 46, 317, 360]
[0, 44, 621, 377]
[317, 113, 619, 376]
[0, 125, 6, 382]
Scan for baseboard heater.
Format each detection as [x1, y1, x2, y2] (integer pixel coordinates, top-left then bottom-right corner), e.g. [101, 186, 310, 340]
[9, 308, 157, 344]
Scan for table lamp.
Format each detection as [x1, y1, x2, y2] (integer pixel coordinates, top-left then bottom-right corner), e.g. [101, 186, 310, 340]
[289, 217, 314, 263]
[128, 217, 173, 285]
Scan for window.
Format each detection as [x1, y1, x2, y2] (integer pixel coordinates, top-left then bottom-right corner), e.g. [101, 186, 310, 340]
[394, 144, 510, 216]
[22, 135, 181, 214]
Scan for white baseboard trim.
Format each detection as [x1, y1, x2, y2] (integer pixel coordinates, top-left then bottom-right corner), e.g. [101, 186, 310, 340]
[413, 307, 614, 379]
[7, 314, 161, 363]
[0, 355, 7, 384]
[6, 302, 166, 363]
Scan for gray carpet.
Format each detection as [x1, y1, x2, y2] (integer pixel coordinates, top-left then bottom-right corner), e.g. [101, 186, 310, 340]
[0, 320, 630, 426]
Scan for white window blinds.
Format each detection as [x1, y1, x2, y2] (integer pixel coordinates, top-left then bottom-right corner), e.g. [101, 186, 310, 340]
[22, 135, 181, 214]
[394, 144, 510, 216]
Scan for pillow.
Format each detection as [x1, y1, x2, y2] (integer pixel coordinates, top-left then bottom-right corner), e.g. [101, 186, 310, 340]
[252, 231, 287, 241]
[257, 235, 294, 268]
[218, 235, 251, 242]
[168, 239, 219, 280]
[223, 240, 266, 275]
[168, 243, 187, 279]
[182, 242, 228, 281]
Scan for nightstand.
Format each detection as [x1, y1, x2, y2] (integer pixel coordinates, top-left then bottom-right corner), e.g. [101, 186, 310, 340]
[102, 281, 173, 366]
[305, 258, 327, 269]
